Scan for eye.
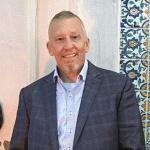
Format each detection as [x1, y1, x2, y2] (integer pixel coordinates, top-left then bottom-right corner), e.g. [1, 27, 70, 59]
[71, 36, 78, 41]
[57, 38, 63, 41]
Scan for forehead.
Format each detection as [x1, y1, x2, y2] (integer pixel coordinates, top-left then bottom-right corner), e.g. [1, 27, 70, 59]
[49, 18, 85, 37]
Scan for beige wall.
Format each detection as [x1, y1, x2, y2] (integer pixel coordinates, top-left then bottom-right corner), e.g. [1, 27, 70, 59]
[0, 0, 33, 149]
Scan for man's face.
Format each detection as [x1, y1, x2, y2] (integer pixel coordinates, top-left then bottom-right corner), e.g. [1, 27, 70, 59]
[47, 17, 90, 74]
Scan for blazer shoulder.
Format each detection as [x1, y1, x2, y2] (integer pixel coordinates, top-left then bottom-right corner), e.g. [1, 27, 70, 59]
[88, 60, 129, 83]
[21, 71, 54, 93]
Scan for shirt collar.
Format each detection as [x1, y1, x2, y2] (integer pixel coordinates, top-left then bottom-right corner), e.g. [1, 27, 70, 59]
[53, 59, 88, 83]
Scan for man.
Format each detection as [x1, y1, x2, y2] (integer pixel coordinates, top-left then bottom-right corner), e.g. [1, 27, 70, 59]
[10, 11, 145, 150]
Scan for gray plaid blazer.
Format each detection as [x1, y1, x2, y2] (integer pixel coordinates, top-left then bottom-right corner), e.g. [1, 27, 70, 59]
[10, 61, 145, 150]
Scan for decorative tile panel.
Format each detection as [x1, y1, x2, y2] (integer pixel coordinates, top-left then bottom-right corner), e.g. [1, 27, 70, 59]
[143, 126, 146, 141]
[121, 0, 150, 28]
[136, 91, 147, 119]
[120, 28, 149, 59]
[120, 60, 148, 90]
[120, 0, 150, 147]
[146, 127, 150, 149]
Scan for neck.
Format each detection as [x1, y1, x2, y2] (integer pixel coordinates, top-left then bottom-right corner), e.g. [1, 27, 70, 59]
[57, 67, 83, 83]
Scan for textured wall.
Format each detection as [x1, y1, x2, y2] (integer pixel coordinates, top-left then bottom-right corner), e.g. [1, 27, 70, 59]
[0, 1, 30, 149]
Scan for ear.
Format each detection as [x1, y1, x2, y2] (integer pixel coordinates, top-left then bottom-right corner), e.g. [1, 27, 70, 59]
[46, 41, 54, 56]
[85, 38, 90, 53]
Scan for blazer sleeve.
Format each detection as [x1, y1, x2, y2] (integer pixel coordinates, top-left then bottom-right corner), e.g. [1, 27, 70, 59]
[9, 89, 29, 150]
[118, 77, 146, 149]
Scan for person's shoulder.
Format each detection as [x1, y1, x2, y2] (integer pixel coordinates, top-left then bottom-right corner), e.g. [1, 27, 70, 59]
[99, 67, 126, 79]
[88, 61, 129, 83]
[22, 71, 54, 92]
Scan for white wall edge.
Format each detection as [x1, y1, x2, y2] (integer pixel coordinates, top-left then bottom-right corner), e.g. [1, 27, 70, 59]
[27, 0, 39, 84]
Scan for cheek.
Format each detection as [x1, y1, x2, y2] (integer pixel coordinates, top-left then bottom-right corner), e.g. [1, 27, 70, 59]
[79, 45, 88, 55]
[75, 43, 86, 52]
[51, 46, 61, 56]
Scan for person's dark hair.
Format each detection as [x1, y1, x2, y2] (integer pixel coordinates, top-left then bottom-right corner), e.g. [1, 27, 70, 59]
[48, 11, 86, 38]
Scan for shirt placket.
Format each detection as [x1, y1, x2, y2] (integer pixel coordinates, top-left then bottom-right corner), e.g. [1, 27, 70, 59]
[66, 88, 74, 150]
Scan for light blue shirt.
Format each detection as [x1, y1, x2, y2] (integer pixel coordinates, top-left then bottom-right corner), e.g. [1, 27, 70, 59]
[53, 60, 88, 150]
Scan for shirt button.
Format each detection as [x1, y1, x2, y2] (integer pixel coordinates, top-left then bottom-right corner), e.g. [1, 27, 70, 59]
[70, 129, 72, 133]
[69, 93, 72, 97]
[68, 147, 71, 150]
[70, 111, 72, 115]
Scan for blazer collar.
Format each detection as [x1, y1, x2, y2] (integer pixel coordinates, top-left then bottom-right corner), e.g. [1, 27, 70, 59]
[87, 60, 102, 77]
[42, 72, 59, 150]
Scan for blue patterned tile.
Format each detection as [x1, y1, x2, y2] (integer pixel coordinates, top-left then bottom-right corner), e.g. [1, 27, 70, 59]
[120, 60, 148, 90]
[148, 99, 150, 114]
[120, 28, 149, 59]
[142, 126, 146, 142]
[148, 63, 150, 90]
[121, 0, 150, 28]
[136, 91, 147, 118]
[146, 113, 150, 146]
[120, 0, 150, 148]
[135, 90, 147, 138]
[146, 127, 150, 149]
[147, 116, 150, 127]
[143, 96, 150, 146]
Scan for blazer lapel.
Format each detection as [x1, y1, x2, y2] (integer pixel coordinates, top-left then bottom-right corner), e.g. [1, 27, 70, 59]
[42, 73, 59, 150]
[73, 61, 101, 148]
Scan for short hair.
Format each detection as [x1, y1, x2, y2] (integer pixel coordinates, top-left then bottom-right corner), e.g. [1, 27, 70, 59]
[48, 11, 86, 38]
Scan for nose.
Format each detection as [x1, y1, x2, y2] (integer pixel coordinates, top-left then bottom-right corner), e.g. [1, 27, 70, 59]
[64, 39, 74, 50]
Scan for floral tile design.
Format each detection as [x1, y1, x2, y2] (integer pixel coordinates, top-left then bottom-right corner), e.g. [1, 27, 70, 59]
[136, 90, 147, 139]
[120, 60, 148, 90]
[121, 0, 150, 28]
[148, 99, 150, 115]
[120, 28, 149, 59]
[145, 100, 149, 129]
[136, 91, 147, 120]
[146, 113, 150, 145]
[120, 0, 150, 148]
[146, 127, 150, 149]
[143, 126, 146, 142]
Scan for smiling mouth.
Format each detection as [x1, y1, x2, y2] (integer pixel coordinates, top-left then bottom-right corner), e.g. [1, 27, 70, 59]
[63, 54, 77, 58]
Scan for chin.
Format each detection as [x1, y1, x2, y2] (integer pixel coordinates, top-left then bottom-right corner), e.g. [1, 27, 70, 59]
[64, 64, 80, 73]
